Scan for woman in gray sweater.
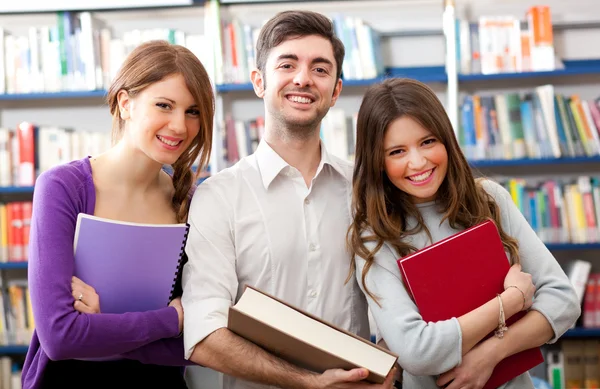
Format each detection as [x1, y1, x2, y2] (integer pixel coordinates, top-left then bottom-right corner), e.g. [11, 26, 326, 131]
[347, 78, 580, 389]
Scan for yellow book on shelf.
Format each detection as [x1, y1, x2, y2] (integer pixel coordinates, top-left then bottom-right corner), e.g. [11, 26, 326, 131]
[569, 97, 594, 156]
[25, 286, 34, 333]
[569, 184, 587, 244]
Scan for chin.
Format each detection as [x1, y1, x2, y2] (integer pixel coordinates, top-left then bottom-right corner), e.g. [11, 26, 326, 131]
[149, 152, 179, 166]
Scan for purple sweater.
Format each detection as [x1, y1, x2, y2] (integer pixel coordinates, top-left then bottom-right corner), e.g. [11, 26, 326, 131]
[22, 158, 191, 389]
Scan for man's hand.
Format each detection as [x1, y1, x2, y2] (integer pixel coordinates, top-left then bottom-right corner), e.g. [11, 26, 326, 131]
[311, 366, 397, 389]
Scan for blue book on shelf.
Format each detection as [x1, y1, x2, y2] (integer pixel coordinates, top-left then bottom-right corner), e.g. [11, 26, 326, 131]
[73, 214, 189, 314]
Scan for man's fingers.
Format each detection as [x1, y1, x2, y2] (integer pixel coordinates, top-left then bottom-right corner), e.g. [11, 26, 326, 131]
[328, 367, 368, 383]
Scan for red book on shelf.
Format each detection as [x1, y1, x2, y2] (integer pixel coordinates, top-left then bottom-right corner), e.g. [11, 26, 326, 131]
[397, 220, 543, 389]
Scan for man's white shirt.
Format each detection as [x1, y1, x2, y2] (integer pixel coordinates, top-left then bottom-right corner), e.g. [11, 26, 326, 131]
[182, 140, 370, 389]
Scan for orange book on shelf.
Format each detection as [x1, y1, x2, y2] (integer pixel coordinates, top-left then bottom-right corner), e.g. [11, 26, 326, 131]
[397, 220, 543, 389]
[527, 6, 553, 47]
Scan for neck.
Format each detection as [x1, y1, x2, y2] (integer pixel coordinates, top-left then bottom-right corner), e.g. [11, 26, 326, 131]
[263, 123, 322, 185]
[98, 140, 165, 193]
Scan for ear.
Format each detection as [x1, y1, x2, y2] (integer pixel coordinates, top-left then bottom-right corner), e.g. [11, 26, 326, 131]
[250, 68, 265, 98]
[330, 78, 343, 107]
[117, 89, 131, 120]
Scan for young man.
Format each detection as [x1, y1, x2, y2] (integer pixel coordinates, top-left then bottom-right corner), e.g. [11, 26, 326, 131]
[181, 10, 396, 389]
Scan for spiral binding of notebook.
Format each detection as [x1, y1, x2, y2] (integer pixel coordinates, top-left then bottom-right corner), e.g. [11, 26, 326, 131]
[168, 223, 191, 303]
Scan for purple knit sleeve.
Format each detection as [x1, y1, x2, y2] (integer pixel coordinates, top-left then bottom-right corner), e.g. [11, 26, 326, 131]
[121, 338, 194, 366]
[28, 170, 182, 361]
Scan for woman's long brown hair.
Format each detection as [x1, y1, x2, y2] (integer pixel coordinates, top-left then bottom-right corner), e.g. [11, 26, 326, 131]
[107, 40, 214, 223]
[347, 78, 520, 302]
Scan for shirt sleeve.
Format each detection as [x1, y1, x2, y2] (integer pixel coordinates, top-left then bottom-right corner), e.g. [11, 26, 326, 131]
[181, 176, 239, 359]
[355, 242, 463, 376]
[483, 180, 581, 342]
[29, 171, 181, 361]
[121, 338, 194, 366]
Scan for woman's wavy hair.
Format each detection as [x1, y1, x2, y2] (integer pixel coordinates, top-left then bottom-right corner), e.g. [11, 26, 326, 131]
[107, 40, 214, 223]
[347, 78, 520, 302]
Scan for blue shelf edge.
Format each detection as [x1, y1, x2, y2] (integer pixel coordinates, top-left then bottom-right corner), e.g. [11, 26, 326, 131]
[2, 59, 600, 97]
[545, 243, 600, 250]
[470, 156, 600, 167]
[0, 345, 28, 354]
[459, 59, 600, 82]
[0, 90, 107, 100]
[0, 262, 28, 270]
[0, 186, 34, 194]
[562, 328, 600, 338]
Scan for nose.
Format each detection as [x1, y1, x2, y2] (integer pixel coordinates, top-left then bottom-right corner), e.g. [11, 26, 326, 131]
[407, 149, 427, 170]
[293, 67, 314, 88]
[169, 112, 187, 135]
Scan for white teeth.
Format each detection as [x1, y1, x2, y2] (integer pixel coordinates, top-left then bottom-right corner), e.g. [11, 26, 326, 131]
[157, 135, 180, 147]
[409, 170, 433, 182]
[288, 95, 312, 104]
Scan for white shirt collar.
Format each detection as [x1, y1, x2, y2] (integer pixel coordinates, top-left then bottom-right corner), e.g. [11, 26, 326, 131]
[255, 140, 351, 190]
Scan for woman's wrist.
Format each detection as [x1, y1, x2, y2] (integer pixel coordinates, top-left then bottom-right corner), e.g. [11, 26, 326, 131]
[500, 287, 524, 319]
[479, 335, 509, 365]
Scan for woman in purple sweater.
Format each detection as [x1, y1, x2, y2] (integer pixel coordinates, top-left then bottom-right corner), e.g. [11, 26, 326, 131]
[22, 40, 214, 389]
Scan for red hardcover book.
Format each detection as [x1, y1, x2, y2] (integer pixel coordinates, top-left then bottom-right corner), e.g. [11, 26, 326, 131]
[397, 220, 543, 389]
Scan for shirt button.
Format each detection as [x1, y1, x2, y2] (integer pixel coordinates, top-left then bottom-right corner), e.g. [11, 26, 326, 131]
[304, 198, 310, 205]
[309, 290, 317, 298]
[309, 243, 316, 251]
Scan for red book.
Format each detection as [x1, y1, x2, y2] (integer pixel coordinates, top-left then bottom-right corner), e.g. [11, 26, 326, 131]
[397, 220, 543, 389]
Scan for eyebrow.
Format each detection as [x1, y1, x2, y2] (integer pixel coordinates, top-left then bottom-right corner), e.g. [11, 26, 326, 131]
[155, 97, 198, 108]
[276, 54, 334, 68]
[384, 135, 432, 152]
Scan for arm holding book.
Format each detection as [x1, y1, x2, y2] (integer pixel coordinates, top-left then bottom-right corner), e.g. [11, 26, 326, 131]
[71, 279, 193, 366]
[29, 171, 183, 361]
[436, 310, 553, 389]
[355, 241, 533, 376]
[182, 180, 394, 388]
[435, 181, 580, 388]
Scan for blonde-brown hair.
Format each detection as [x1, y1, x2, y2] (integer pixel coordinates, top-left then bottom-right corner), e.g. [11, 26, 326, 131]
[347, 78, 520, 302]
[106, 40, 214, 223]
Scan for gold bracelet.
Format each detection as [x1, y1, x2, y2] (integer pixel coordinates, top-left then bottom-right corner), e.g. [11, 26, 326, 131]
[505, 285, 526, 311]
[494, 294, 508, 339]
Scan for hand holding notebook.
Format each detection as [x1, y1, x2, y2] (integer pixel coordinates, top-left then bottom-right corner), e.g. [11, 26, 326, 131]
[73, 213, 189, 314]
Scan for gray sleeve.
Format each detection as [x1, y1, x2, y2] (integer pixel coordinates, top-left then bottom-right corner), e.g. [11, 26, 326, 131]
[482, 180, 581, 342]
[355, 242, 463, 376]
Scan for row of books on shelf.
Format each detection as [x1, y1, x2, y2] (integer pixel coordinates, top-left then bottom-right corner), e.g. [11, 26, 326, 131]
[0, 124, 110, 188]
[499, 177, 600, 245]
[460, 86, 600, 161]
[0, 1, 386, 96]
[0, 11, 209, 94]
[0, 202, 31, 263]
[454, 5, 556, 75]
[550, 339, 600, 388]
[223, 93, 600, 171]
[0, 281, 33, 347]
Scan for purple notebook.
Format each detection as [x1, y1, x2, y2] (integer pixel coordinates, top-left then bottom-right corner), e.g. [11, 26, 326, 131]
[73, 213, 189, 314]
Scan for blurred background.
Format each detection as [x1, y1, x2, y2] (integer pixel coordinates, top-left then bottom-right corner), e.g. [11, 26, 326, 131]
[1, 0, 599, 387]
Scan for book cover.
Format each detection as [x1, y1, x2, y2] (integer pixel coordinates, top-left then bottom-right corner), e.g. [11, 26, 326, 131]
[397, 220, 543, 389]
[73, 213, 189, 314]
[228, 285, 398, 384]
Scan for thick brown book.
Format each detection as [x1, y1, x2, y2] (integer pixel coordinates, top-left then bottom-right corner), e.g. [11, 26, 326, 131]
[227, 285, 398, 384]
